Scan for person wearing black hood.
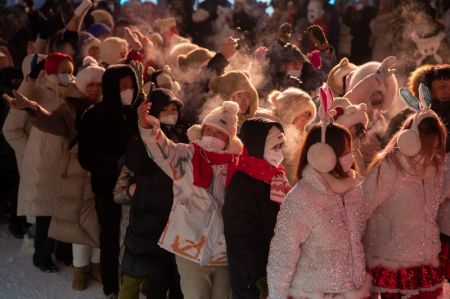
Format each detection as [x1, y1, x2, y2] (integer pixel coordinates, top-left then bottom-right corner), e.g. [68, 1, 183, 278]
[223, 118, 291, 299]
[114, 88, 187, 299]
[78, 64, 141, 298]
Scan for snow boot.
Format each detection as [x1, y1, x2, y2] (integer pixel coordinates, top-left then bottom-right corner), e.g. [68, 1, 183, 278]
[72, 265, 89, 291]
[89, 262, 102, 283]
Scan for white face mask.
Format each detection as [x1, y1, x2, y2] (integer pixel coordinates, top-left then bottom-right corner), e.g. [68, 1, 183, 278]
[120, 89, 134, 106]
[339, 152, 354, 172]
[287, 69, 301, 78]
[199, 136, 226, 152]
[264, 148, 285, 167]
[58, 74, 72, 86]
[160, 115, 178, 126]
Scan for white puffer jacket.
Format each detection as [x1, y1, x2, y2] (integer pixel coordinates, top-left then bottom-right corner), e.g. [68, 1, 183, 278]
[267, 166, 370, 299]
[15, 77, 68, 217]
[364, 152, 445, 269]
[139, 126, 233, 266]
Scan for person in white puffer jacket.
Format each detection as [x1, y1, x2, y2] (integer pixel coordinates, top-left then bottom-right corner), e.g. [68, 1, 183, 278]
[267, 88, 371, 299]
[138, 99, 243, 299]
[363, 85, 449, 298]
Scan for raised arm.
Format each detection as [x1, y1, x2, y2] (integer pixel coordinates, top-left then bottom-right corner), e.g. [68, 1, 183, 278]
[138, 100, 191, 180]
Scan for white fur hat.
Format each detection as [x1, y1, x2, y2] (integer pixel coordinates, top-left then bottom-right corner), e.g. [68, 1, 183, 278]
[168, 42, 198, 68]
[187, 101, 243, 154]
[75, 56, 105, 96]
[333, 97, 369, 129]
[268, 87, 317, 127]
[99, 37, 128, 65]
[80, 34, 101, 58]
[347, 61, 398, 112]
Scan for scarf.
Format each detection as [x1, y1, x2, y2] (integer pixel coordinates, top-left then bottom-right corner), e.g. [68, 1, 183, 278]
[192, 143, 239, 189]
[237, 148, 291, 204]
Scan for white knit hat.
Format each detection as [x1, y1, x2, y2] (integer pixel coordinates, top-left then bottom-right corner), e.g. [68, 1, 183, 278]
[268, 87, 317, 127]
[75, 56, 105, 96]
[99, 37, 128, 65]
[187, 101, 243, 154]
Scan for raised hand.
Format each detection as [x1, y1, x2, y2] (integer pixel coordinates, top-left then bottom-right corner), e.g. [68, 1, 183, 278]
[130, 60, 144, 90]
[137, 100, 159, 129]
[2, 90, 37, 111]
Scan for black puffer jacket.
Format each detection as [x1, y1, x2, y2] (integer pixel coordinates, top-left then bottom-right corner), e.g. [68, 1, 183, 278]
[223, 118, 283, 299]
[78, 64, 140, 194]
[122, 88, 188, 278]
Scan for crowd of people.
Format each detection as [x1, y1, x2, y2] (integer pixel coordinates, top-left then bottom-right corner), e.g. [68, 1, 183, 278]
[0, 0, 450, 298]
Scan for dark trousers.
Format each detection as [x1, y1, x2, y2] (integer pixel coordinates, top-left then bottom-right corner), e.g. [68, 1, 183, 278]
[33, 216, 54, 265]
[95, 193, 121, 296]
[145, 255, 183, 299]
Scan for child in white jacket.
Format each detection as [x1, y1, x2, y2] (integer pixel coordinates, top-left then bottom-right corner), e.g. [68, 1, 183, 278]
[363, 85, 449, 299]
[137, 99, 242, 299]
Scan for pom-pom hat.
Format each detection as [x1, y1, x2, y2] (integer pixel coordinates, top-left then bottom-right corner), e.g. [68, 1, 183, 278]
[187, 101, 243, 154]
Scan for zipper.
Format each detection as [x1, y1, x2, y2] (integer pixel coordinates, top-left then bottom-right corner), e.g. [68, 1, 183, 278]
[340, 195, 357, 284]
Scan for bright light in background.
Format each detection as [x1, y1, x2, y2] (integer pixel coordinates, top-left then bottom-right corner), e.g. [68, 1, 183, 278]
[119, 0, 274, 16]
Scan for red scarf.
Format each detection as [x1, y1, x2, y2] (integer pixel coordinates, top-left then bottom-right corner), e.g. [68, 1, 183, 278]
[192, 143, 239, 189]
[237, 148, 291, 204]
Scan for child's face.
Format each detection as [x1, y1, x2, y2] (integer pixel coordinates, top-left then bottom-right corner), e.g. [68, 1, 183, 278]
[431, 79, 450, 102]
[202, 125, 229, 144]
[159, 103, 179, 118]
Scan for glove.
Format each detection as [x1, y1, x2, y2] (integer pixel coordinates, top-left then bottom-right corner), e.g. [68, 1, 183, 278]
[29, 53, 46, 79]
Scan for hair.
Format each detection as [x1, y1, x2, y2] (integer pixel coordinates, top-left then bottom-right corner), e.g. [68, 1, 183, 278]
[297, 123, 354, 179]
[366, 115, 447, 176]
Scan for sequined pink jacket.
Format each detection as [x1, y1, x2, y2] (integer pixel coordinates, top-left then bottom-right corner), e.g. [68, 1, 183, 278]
[363, 153, 445, 269]
[267, 166, 370, 299]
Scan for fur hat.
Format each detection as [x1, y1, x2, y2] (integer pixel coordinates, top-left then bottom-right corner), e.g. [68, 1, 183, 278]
[79, 32, 101, 58]
[75, 56, 105, 96]
[187, 101, 243, 154]
[91, 9, 114, 29]
[332, 97, 369, 129]
[268, 87, 317, 127]
[208, 70, 259, 118]
[168, 42, 198, 67]
[99, 37, 128, 65]
[347, 61, 398, 112]
[326, 58, 357, 96]
[144, 65, 181, 95]
[178, 47, 215, 72]
[44, 52, 73, 75]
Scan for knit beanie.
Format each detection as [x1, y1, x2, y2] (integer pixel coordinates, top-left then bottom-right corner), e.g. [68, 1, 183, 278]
[208, 70, 259, 117]
[268, 87, 316, 127]
[99, 37, 128, 65]
[187, 101, 243, 154]
[44, 52, 73, 75]
[75, 56, 105, 96]
[88, 23, 112, 38]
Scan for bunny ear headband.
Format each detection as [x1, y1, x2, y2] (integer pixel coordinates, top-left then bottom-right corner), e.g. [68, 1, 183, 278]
[397, 83, 438, 157]
[307, 86, 339, 173]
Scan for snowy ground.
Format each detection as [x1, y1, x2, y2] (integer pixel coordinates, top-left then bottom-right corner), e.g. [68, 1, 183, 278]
[0, 223, 103, 299]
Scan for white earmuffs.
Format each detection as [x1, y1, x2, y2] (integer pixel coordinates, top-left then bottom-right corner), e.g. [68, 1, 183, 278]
[307, 86, 338, 173]
[397, 83, 438, 157]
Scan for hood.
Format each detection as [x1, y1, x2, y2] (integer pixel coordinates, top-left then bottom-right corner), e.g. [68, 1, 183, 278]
[101, 64, 139, 108]
[239, 117, 284, 158]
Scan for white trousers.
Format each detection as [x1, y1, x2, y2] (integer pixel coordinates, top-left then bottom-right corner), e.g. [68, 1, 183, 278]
[72, 243, 100, 267]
